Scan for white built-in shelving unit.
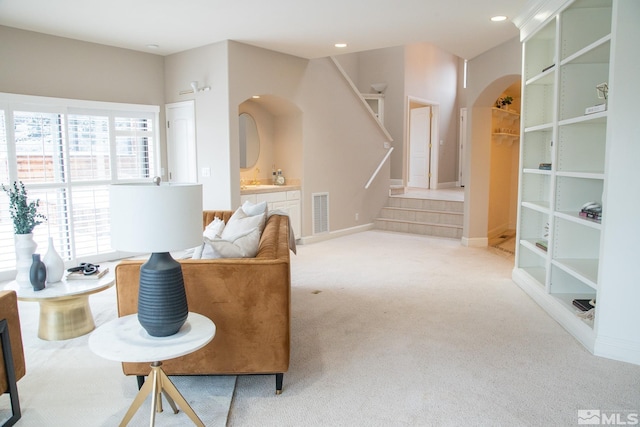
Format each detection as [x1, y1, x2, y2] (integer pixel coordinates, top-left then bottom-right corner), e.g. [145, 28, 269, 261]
[513, 0, 640, 364]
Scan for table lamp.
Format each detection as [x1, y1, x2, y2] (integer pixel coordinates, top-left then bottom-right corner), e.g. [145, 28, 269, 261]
[110, 179, 202, 337]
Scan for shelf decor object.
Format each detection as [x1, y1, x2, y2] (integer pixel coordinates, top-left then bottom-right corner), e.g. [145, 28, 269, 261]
[110, 179, 203, 337]
[43, 237, 65, 283]
[2, 181, 47, 287]
[29, 253, 46, 291]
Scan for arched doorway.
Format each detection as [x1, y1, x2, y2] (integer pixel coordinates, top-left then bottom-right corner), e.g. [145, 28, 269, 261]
[487, 81, 521, 253]
[463, 74, 521, 247]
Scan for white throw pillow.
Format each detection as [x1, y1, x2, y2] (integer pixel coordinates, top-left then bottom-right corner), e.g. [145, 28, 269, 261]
[203, 227, 261, 258]
[191, 243, 205, 259]
[203, 217, 225, 240]
[242, 200, 268, 217]
[222, 208, 265, 239]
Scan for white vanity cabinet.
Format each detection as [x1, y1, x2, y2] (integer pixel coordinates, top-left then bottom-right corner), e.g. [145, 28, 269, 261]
[241, 189, 301, 239]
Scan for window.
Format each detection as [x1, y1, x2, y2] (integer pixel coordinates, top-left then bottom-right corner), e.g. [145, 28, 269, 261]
[0, 93, 159, 279]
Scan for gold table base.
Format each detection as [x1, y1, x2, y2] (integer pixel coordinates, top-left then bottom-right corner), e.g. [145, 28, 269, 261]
[38, 295, 95, 340]
[120, 361, 205, 427]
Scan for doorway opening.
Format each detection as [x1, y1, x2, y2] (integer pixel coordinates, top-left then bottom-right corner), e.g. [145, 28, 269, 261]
[166, 100, 197, 183]
[487, 81, 521, 254]
[406, 97, 439, 189]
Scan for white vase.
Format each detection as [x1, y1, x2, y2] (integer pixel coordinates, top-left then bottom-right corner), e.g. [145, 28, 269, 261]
[15, 233, 37, 288]
[43, 237, 65, 283]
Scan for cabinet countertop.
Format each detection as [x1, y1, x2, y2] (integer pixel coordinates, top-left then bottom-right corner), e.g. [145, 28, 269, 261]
[240, 185, 300, 195]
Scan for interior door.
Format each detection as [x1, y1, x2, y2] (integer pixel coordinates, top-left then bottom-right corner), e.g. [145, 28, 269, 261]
[408, 106, 431, 188]
[166, 101, 197, 183]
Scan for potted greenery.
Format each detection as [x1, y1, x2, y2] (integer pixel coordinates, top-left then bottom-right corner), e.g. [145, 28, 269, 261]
[2, 181, 47, 286]
[496, 96, 514, 109]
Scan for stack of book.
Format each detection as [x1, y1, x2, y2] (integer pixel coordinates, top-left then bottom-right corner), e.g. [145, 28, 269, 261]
[579, 204, 602, 222]
[535, 240, 548, 252]
[67, 267, 109, 280]
[572, 298, 596, 312]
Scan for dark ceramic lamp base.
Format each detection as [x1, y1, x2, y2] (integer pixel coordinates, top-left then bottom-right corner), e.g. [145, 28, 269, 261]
[138, 252, 188, 337]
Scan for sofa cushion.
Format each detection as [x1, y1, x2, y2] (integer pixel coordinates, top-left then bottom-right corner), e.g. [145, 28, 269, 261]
[195, 206, 267, 259]
[192, 217, 226, 259]
[203, 226, 261, 258]
[203, 216, 225, 240]
[222, 208, 265, 239]
[242, 199, 267, 217]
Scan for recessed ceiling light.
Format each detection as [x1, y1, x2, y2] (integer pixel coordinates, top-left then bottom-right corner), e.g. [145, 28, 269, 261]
[146, 44, 159, 49]
[491, 15, 508, 22]
[252, 95, 261, 99]
[334, 43, 348, 48]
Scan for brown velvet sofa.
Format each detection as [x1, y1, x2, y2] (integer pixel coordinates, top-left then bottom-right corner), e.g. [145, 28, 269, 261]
[115, 210, 291, 393]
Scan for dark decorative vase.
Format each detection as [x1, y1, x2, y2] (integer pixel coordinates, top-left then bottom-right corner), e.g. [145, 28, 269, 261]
[29, 253, 47, 291]
[138, 252, 188, 337]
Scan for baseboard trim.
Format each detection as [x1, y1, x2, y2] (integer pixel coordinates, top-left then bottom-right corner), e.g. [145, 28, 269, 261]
[595, 335, 640, 366]
[298, 223, 375, 245]
[461, 236, 488, 247]
[434, 181, 458, 189]
[512, 268, 596, 353]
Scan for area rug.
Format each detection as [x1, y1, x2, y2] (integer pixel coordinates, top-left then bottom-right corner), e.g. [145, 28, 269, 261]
[0, 277, 236, 427]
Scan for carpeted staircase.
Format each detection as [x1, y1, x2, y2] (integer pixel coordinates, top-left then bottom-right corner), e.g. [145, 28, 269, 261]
[375, 193, 463, 239]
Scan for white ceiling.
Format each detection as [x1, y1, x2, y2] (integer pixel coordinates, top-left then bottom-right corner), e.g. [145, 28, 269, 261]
[0, 0, 527, 60]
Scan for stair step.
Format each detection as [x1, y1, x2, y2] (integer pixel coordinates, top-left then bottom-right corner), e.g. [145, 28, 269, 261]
[378, 207, 463, 226]
[387, 197, 463, 213]
[389, 185, 405, 196]
[377, 190, 464, 239]
[375, 218, 462, 239]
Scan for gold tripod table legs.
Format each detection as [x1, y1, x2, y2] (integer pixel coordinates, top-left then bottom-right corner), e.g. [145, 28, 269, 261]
[119, 361, 205, 427]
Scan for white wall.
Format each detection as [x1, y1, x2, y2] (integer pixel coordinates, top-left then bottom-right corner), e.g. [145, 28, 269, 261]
[163, 41, 391, 236]
[336, 43, 461, 185]
[164, 41, 234, 210]
[404, 43, 460, 185]
[462, 36, 522, 245]
[352, 47, 405, 180]
[293, 57, 391, 234]
[0, 26, 164, 106]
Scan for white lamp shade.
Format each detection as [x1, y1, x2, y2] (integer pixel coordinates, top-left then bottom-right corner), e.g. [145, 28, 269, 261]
[110, 183, 203, 253]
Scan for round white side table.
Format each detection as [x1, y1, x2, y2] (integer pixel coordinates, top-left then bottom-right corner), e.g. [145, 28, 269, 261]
[3, 273, 115, 340]
[89, 312, 216, 427]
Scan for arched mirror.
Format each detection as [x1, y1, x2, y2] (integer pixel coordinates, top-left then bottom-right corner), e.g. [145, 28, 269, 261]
[239, 113, 260, 169]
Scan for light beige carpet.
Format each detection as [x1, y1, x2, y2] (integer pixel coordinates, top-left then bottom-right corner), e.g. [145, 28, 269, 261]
[228, 230, 640, 426]
[0, 283, 236, 427]
[3, 230, 639, 426]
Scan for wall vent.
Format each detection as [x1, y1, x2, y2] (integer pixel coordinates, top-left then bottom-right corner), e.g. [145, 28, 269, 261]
[312, 192, 329, 234]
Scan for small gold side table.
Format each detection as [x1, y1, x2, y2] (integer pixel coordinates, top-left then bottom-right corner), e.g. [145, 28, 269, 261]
[3, 274, 115, 340]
